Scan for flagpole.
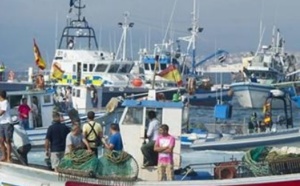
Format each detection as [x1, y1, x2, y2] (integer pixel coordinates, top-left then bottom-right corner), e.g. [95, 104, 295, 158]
[152, 55, 159, 89]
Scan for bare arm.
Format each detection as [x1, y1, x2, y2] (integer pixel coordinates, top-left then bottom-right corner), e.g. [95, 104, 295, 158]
[45, 139, 50, 156]
[154, 141, 168, 152]
[82, 138, 92, 151]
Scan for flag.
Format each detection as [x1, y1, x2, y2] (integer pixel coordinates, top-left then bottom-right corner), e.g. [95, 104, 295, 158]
[52, 62, 65, 80]
[157, 65, 182, 86]
[33, 39, 46, 70]
[218, 55, 227, 63]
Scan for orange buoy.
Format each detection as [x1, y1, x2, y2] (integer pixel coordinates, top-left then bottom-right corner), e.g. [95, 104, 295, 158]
[131, 78, 143, 87]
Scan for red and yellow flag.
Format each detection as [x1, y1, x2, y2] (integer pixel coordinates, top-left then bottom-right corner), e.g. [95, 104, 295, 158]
[52, 62, 65, 80]
[33, 39, 46, 70]
[157, 65, 182, 86]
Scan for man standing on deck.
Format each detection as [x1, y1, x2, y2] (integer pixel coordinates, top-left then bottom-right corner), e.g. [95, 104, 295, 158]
[18, 98, 31, 129]
[45, 112, 70, 172]
[154, 124, 175, 181]
[82, 111, 103, 157]
[0, 90, 13, 162]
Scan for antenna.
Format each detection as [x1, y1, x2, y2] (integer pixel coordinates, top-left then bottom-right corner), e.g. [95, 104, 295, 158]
[178, 0, 203, 75]
[115, 12, 134, 60]
[163, 0, 178, 42]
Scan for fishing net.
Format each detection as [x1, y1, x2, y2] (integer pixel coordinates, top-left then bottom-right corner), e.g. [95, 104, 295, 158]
[242, 146, 271, 177]
[57, 149, 138, 182]
[97, 150, 139, 181]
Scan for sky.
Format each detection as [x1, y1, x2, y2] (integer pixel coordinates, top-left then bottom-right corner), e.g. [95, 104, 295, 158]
[0, 0, 299, 71]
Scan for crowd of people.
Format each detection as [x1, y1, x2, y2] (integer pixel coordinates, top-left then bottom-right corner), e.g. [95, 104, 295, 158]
[0, 88, 176, 181]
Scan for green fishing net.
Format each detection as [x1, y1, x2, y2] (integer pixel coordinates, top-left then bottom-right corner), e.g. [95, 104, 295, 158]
[57, 149, 138, 181]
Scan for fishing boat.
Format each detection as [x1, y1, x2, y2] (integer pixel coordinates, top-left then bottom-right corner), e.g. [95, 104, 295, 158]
[7, 85, 121, 147]
[137, 1, 233, 107]
[2, 89, 300, 185]
[230, 27, 297, 108]
[189, 89, 300, 151]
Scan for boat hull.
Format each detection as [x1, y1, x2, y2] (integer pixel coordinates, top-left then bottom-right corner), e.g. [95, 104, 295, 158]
[188, 89, 233, 107]
[190, 128, 300, 151]
[230, 82, 280, 108]
[2, 162, 300, 186]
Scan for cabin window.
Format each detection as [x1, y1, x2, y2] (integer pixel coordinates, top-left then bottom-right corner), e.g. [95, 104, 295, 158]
[95, 64, 108, 72]
[43, 95, 52, 105]
[150, 64, 155, 71]
[83, 64, 88, 72]
[123, 107, 143, 125]
[118, 64, 133, 73]
[108, 64, 120, 73]
[76, 89, 81, 98]
[144, 64, 150, 70]
[89, 64, 95, 72]
[73, 64, 77, 72]
[8, 95, 23, 109]
[160, 63, 167, 70]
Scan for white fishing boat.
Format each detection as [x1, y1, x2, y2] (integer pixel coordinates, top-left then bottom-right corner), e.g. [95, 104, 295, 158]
[2, 88, 300, 186]
[230, 27, 297, 109]
[7, 85, 121, 147]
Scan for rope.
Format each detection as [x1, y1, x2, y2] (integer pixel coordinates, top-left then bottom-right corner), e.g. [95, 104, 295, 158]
[65, 149, 95, 166]
[104, 150, 131, 164]
[243, 148, 270, 177]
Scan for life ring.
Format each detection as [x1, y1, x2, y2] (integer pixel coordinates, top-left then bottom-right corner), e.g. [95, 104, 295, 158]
[187, 77, 196, 95]
[214, 162, 237, 179]
[8, 70, 15, 81]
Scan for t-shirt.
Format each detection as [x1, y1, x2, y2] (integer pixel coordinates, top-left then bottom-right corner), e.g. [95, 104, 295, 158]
[0, 99, 11, 124]
[65, 132, 83, 154]
[82, 121, 102, 148]
[45, 122, 70, 152]
[155, 135, 175, 164]
[18, 104, 31, 119]
[109, 132, 123, 151]
[147, 118, 160, 141]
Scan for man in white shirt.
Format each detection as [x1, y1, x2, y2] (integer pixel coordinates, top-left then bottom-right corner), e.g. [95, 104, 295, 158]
[0, 90, 13, 162]
[141, 110, 160, 167]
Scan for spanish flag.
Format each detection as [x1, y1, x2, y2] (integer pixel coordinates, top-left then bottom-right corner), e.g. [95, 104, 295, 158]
[157, 65, 182, 86]
[33, 39, 46, 70]
[52, 62, 65, 80]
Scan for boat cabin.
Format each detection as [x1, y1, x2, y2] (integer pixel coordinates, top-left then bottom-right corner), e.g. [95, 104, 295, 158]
[264, 89, 293, 129]
[118, 90, 184, 181]
[7, 90, 55, 129]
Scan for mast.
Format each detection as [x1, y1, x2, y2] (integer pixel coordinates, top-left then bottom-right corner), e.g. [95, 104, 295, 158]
[116, 12, 134, 60]
[179, 0, 203, 75]
[58, 0, 98, 50]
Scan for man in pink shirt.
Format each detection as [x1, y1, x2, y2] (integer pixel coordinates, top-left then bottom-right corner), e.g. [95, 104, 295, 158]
[18, 98, 31, 129]
[154, 124, 175, 181]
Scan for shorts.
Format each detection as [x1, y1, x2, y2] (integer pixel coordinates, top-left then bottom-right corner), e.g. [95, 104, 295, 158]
[0, 123, 14, 141]
[50, 152, 64, 169]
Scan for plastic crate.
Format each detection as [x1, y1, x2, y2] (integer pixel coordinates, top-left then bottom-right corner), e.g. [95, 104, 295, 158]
[269, 157, 300, 175]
